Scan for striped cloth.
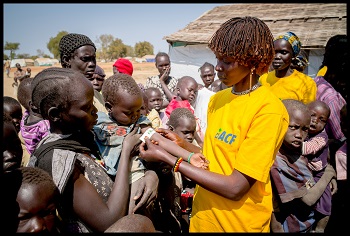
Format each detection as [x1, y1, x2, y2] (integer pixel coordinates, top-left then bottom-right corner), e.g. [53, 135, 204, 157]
[315, 76, 346, 141]
[20, 110, 50, 154]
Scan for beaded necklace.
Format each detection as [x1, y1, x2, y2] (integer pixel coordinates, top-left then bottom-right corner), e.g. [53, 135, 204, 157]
[231, 82, 261, 95]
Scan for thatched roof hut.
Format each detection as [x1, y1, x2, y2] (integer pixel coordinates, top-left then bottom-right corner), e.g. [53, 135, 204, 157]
[163, 3, 346, 81]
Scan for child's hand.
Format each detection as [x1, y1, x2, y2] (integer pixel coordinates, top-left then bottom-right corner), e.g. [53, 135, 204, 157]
[329, 178, 338, 195]
[189, 153, 210, 170]
[123, 125, 142, 157]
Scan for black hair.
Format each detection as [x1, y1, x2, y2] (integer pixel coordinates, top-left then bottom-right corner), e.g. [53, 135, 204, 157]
[282, 99, 310, 116]
[3, 96, 22, 113]
[155, 52, 170, 64]
[168, 108, 196, 129]
[102, 73, 142, 106]
[198, 62, 215, 72]
[31, 67, 78, 119]
[17, 77, 32, 111]
[176, 76, 197, 89]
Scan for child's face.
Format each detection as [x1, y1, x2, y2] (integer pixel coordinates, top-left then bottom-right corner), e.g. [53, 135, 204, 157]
[3, 122, 23, 174]
[283, 109, 310, 152]
[61, 78, 98, 132]
[110, 91, 143, 126]
[4, 104, 23, 133]
[146, 90, 163, 112]
[16, 184, 57, 233]
[308, 103, 329, 135]
[170, 117, 196, 143]
[177, 79, 198, 106]
[200, 66, 215, 88]
[88, 74, 104, 92]
[271, 39, 293, 71]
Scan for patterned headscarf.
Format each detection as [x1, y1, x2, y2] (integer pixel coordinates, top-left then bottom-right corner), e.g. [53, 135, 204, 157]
[275, 31, 301, 57]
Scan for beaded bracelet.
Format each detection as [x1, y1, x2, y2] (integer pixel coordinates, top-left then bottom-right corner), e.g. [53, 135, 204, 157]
[187, 152, 194, 163]
[173, 157, 183, 172]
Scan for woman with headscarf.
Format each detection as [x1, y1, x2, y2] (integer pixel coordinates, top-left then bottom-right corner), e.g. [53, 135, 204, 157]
[259, 31, 317, 104]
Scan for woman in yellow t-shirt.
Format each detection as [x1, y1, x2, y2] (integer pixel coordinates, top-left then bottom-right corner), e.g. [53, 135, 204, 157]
[259, 31, 317, 104]
[139, 16, 289, 232]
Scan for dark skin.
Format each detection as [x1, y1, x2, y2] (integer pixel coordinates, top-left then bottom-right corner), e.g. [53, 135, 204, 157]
[16, 183, 57, 233]
[271, 108, 337, 232]
[47, 75, 148, 232]
[144, 89, 163, 113]
[272, 39, 294, 78]
[3, 122, 23, 174]
[155, 55, 176, 108]
[139, 54, 259, 201]
[200, 65, 216, 88]
[176, 77, 198, 106]
[4, 103, 22, 133]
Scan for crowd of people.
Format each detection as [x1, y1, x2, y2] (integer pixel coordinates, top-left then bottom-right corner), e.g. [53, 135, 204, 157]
[2, 16, 348, 233]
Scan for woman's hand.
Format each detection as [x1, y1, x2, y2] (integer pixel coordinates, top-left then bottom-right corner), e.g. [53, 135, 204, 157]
[190, 153, 210, 170]
[139, 137, 170, 163]
[155, 127, 185, 148]
[159, 66, 170, 83]
[132, 170, 159, 213]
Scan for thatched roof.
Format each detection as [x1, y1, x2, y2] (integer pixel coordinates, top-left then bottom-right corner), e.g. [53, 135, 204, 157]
[164, 3, 346, 49]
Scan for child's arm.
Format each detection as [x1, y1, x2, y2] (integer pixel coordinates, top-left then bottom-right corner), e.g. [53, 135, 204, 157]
[302, 133, 328, 156]
[301, 164, 336, 206]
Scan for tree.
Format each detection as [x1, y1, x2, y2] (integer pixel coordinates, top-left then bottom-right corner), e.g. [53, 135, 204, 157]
[108, 38, 128, 60]
[47, 31, 69, 59]
[4, 41, 20, 60]
[95, 34, 114, 61]
[3, 53, 10, 60]
[17, 53, 31, 59]
[134, 41, 154, 57]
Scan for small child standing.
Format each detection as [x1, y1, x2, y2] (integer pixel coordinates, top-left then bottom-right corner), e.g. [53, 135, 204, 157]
[302, 100, 332, 232]
[17, 77, 50, 156]
[167, 107, 199, 232]
[142, 87, 164, 129]
[162, 76, 203, 146]
[270, 99, 337, 233]
[3, 167, 60, 233]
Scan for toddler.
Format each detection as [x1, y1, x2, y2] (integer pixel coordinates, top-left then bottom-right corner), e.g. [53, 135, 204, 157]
[142, 87, 164, 129]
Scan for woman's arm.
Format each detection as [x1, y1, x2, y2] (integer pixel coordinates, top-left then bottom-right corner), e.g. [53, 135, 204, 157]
[72, 127, 141, 232]
[139, 138, 254, 201]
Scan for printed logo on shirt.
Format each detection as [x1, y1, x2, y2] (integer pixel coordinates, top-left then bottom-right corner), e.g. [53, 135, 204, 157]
[214, 128, 237, 144]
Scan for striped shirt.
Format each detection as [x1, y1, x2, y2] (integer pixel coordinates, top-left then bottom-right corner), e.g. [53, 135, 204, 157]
[315, 76, 346, 141]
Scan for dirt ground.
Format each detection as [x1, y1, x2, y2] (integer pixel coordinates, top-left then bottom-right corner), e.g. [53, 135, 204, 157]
[3, 61, 158, 99]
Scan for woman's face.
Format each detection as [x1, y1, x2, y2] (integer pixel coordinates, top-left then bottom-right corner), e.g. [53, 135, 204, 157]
[272, 39, 293, 71]
[69, 45, 96, 79]
[214, 52, 250, 88]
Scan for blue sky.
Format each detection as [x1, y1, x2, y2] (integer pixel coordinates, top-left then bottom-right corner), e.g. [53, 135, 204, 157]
[3, 3, 229, 57]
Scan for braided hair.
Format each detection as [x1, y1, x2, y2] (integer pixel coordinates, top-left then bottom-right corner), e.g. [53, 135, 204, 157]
[59, 33, 96, 68]
[31, 67, 80, 119]
[208, 16, 274, 75]
[102, 73, 142, 106]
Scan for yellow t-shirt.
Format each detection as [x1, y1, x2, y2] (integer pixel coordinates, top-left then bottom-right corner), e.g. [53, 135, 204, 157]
[317, 66, 327, 77]
[146, 108, 162, 129]
[93, 90, 107, 113]
[189, 86, 289, 232]
[259, 69, 317, 104]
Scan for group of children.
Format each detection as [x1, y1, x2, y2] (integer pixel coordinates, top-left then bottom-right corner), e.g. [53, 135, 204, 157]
[3, 20, 347, 233]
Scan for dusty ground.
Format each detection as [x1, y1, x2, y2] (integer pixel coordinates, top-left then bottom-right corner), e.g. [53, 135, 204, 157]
[3, 61, 158, 99]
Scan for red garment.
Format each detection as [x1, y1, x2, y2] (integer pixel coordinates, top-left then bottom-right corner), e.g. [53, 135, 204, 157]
[113, 58, 133, 75]
[165, 98, 194, 118]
